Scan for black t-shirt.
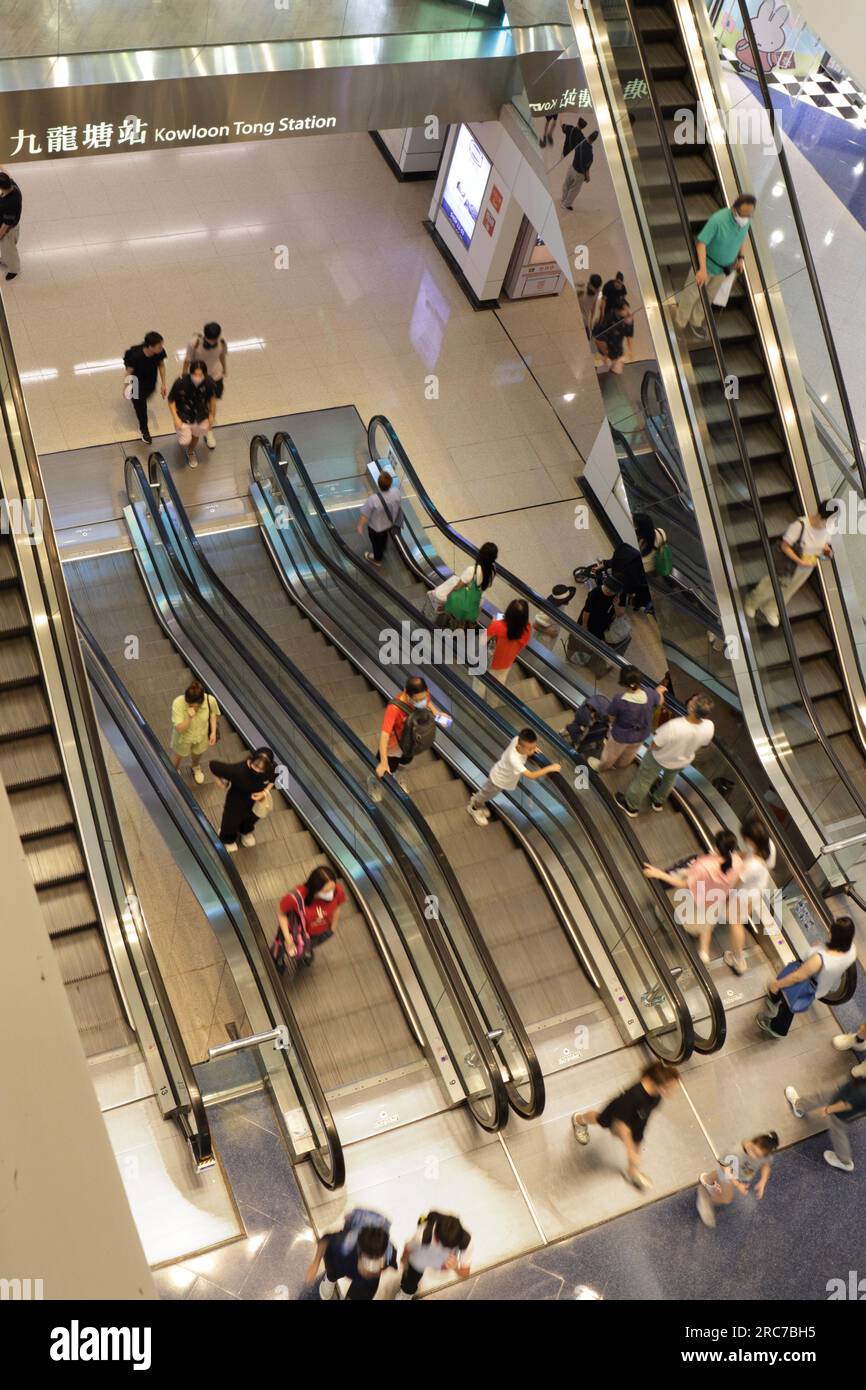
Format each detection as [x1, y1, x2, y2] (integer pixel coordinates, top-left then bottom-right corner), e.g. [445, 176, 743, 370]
[581, 585, 616, 639]
[599, 1081, 661, 1143]
[0, 181, 22, 227]
[604, 541, 643, 594]
[124, 344, 166, 393]
[573, 140, 595, 174]
[168, 373, 216, 423]
[602, 278, 627, 311]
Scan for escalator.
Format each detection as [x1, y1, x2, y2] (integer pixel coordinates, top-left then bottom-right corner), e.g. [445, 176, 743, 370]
[78, 614, 344, 1187]
[355, 412, 854, 1007]
[151, 440, 711, 1064]
[0, 303, 211, 1165]
[580, 0, 866, 869]
[67, 455, 520, 1137]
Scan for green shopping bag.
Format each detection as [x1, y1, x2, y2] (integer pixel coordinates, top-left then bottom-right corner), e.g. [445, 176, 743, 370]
[444, 575, 482, 624]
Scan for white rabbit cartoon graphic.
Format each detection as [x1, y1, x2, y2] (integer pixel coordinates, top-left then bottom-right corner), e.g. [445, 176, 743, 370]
[736, 0, 789, 74]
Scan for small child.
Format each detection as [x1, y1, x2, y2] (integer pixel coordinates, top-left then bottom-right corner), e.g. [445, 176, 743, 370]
[696, 1131, 778, 1227]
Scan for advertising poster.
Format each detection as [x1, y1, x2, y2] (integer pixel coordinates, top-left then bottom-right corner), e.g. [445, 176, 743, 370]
[483, 208, 496, 236]
[490, 183, 503, 212]
[441, 124, 492, 249]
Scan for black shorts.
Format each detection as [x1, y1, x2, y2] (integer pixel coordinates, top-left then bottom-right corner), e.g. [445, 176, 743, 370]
[213, 378, 224, 399]
[597, 1100, 645, 1145]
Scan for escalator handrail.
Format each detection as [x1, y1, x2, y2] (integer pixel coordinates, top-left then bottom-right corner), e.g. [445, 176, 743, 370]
[731, 0, 866, 495]
[76, 608, 345, 1189]
[127, 453, 516, 1125]
[0, 301, 212, 1166]
[603, 0, 866, 838]
[269, 430, 704, 1059]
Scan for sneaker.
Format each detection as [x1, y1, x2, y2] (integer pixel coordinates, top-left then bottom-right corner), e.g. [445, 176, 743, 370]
[364, 551, 382, 567]
[467, 803, 491, 826]
[699, 1171, 721, 1193]
[625, 1169, 652, 1191]
[205, 429, 216, 449]
[852, 1060, 866, 1079]
[192, 765, 205, 785]
[756, 1014, 780, 1038]
[698, 949, 711, 966]
[650, 799, 664, 813]
[833, 1032, 865, 1052]
[723, 949, 747, 976]
[139, 430, 152, 445]
[784, 1085, 804, 1118]
[188, 455, 198, 469]
[318, 1277, 337, 1300]
[572, 1114, 590, 1145]
[615, 792, 638, 819]
[824, 1150, 854, 1172]
[743, 602, 756, 619]
[5, 272, 17, 281]
[696, 1186, 716, 1227]
[240, 832, 256, 848]
[225, 842, 238, 854]
[763, 991, 780, 1016]
[764, 610, 780, 628]
[586, 756, 602, 771]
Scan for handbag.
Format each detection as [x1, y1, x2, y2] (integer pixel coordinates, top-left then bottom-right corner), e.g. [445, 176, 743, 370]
[252, 787, 274, 819]
[712, 271, 737, 308]
[444, 572, 482, 625]
[207, 694, 221, 742]
[777, 959, 818, 1013]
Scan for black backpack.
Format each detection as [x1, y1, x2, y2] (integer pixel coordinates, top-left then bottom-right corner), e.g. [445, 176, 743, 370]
[390, 697, 437, 757]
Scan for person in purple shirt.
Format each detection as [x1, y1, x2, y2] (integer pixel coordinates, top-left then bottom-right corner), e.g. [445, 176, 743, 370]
[588, 666, 666, 772]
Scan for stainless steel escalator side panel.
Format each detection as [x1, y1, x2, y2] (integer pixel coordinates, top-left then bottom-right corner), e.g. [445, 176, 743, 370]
[574, 0, 831, 861]
[120, 498, 506, 1125]
[673, 0, 866, 760]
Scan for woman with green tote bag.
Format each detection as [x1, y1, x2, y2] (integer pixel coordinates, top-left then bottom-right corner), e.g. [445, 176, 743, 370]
[442, 542, 498, 629]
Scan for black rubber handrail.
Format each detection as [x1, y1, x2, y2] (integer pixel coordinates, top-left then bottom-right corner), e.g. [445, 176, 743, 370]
[76, 610, 345, 1189]
[0, 301, 212, 1168]
[269, 430, 702, 1059]
[127, 452, 514, 1127]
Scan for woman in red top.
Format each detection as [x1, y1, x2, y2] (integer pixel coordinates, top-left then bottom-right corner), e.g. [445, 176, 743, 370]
[483, 599, 531, 687]
[278, 864, 346, 965]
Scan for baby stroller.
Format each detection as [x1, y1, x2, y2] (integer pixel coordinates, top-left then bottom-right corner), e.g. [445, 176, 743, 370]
[565, 693, 610, 757]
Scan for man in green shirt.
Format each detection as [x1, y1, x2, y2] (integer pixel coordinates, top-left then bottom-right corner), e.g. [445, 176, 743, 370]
[675, 194, 757, 336]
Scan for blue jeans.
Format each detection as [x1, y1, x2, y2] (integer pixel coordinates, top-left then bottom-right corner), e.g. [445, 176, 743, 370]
[624, 749, 678, 811]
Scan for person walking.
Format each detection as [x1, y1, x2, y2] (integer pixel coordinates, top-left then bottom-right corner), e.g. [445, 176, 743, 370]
[0, 171, 22, 281]
[579, 571, 622, 642]
[675, 193, 757, 338]
[600, 271, 628, 318]
[182, 322, 227, 449]
[616, 693, 714, 818]
[356, 469, 402, 567]
[122, 331, 167, 445]
[723, 812, 776, 976]
[593, 301, 634, 376]
[276, 864, 346, 969]
[396, 1211, 472, 1300]
[757, 917, 857, 1040]
[696, 1132, 778, 1228]
[561, 128, 599, 210]
[483, 598, 531, 687]
[643, 829, 743, 965]
[168, 359, 216, 468]
[306, 1208, 398, 1301]
[572, 1061, 680, 1191]
[577, 272, 603, 338]
[466, 727, 560, 826]
[375, 675, 445, 793]
[785, 1073, 866, 1173]
[432, 542, 498, 629]
[633, 511, 669, 612]
[539, 110, 559, 147]
[587, 666, 665, 771]
[210, 747, 274, 852]
[744, 501, 836, 629]
[169, 680, 219, 784]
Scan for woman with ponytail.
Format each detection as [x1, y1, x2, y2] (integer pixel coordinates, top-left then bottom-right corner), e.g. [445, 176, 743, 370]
[643, 829, 743, 965]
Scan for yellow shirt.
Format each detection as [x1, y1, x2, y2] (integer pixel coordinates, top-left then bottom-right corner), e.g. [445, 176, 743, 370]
[171, 694, 217, 742]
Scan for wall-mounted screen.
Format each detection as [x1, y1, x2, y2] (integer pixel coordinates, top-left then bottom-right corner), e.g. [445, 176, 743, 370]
[440, 124, 492, 250]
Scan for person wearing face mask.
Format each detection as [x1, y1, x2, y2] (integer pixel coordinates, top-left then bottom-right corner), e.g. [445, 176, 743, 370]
[675, 194, 757, 338]
[169, 679, 219, 784]
[182, 321, 227, 450]
[376, 674, 445, 794]
[168, 358, 217, 468]
[278, 864, 346, 966]
[306, 1208, 398, 1301]
[210, 746, 274, 852]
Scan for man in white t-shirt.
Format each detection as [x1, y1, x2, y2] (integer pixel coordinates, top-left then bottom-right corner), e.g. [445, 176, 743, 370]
[467, 726, 560, 825]
[616, 694, 714, 817]
[745, 501, 837, 628]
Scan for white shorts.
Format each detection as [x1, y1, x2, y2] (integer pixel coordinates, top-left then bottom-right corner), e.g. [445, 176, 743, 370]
[176, 420, 210, 446]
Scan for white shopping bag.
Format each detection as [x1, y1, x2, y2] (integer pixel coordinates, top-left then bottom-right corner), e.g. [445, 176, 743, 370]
[712, 271, 737, 308]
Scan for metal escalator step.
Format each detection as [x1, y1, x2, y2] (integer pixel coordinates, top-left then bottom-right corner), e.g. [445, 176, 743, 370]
[0, 587, 29, 636]
[717, 460, 790, 504]
[65, 971, 128, 1035]
[0, 537, 17, 584]
[35, 880, 98, 936]
[77, 1014, 134, 1058]
[267, 824, 320, 859]
[761, 621, 834, 666]
[9, 781, 74, 839]
[0, 635, 39, 687]
[776, 696, 852, 746]
[611, 41, 684, 76]
[695, 347, 764, 383]
[712, 425, 785, 468]
[507, 676, 544, 703]
[713, 310, 753, 342]
[402, 757, 454, 790]
[767, 659, 844, 706]
[0, 684, 51, 741]
[702, 385, 775, 425]
[634, 4, 677, 32]
[0, 732, 62, 790]
[25, 831, 86, 889]
[456, 850, 536, 899]
[629, 77, 695, 112]
[414, 779, 469, 815]
[322, 688, 384, 718]
[52, 926, 112, 985]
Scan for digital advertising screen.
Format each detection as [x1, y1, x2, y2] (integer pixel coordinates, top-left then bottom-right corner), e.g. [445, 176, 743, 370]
[440, 124, 492, 250]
